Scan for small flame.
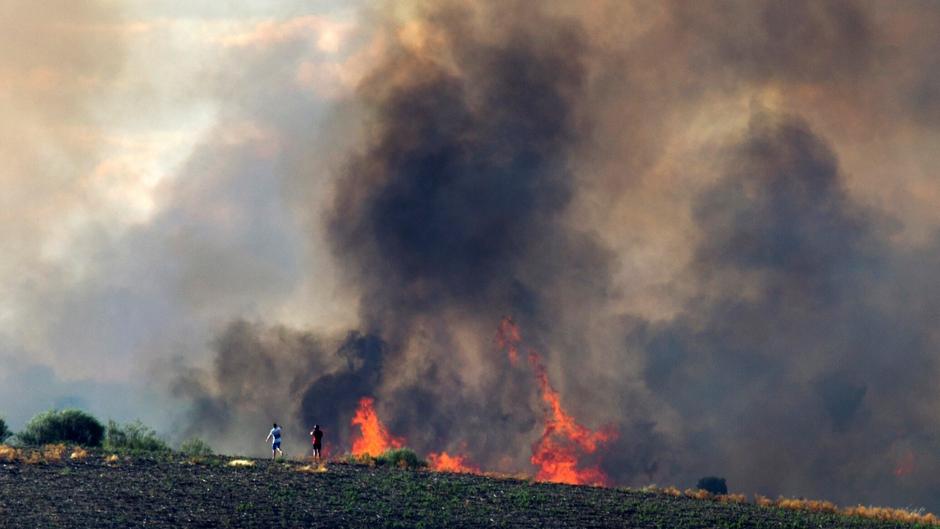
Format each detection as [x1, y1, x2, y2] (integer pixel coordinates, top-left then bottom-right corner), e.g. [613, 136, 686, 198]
[428, 451, 481, 473]
[497, 317, 522, 365]
[351, 396, 404, 457]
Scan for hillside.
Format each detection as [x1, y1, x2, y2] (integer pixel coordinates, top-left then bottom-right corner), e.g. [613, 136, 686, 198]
[0, 452, 934, 529]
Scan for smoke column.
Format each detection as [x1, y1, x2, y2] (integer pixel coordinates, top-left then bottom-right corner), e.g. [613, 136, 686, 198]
[172, 0, 940, 511]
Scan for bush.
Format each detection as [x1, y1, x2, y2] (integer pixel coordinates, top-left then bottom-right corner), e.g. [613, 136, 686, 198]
[0, 417, 10, 443]
[18, 409, 104, 446]
[374, 448, 426, 469]
[696, 476, 728, 495]
[180, 437, 213, 457]
[104, 420, 170, 453]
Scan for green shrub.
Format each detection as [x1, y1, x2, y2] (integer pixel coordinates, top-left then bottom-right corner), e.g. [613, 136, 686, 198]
[374, 448, 426, 469]
[104, 420, 170, 453]
[0, 417, 10, 444]
[696, 476, 728, 495]
[180, 437, 213, 457]
[18, 409, 104, 446]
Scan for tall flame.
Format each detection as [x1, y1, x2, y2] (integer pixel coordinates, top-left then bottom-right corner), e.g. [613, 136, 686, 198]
[428, 451, 481, 473]
[527, 352, 615, 485]
[350, 396, 404, 456]
[496, 317, 616, 486]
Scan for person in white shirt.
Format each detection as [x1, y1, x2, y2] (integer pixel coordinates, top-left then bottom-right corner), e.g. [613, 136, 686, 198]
[266, 423, 283, 460]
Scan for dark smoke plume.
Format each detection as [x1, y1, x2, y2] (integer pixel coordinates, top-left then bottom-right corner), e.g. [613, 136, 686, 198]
[171, 0, 940, 511]
[632, 114, 940, 508]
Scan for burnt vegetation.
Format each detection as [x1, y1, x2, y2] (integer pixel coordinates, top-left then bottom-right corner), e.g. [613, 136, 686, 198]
[0, 452, 935, 529]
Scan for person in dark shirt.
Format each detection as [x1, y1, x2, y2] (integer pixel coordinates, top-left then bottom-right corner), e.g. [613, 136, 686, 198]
[309, 425, 323, 460]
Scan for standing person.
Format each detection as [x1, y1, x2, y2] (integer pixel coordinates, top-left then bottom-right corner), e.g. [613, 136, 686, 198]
[309, 425, 323, 460]
[266, 423, 283, 460]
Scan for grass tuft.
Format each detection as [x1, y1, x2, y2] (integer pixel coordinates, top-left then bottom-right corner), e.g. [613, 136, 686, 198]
[0, 445, 19, 462]
[226, 459, 255, 468]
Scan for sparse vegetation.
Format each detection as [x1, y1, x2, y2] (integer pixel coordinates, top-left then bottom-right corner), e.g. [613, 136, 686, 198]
[180, 437, 213, 457]
[104, 419, 170, 453]
[17, 409, 104, 446]
[0, 453, 935, 528]
[0, 417, 10, 443]
[697, 476, 728, 495]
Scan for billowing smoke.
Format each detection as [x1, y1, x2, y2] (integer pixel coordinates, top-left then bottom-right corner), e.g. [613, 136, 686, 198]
[157, 0, 940, 510]
[631, 113, 940, 506]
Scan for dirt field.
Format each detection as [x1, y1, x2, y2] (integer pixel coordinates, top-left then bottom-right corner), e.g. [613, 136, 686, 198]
[0, 453, 933, 528]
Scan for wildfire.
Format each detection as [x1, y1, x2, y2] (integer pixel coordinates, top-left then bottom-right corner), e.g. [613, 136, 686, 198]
[428, 451, 480, 473]
[350, 396, 404, 457]
[527, 352, 615, 485]
[497, 316, 522, 365]
[496, 317, 616, 486]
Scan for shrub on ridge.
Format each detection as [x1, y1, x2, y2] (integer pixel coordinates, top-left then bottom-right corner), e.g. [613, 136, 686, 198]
[104, 420, 169, 453]
[18, 409, 104, 447]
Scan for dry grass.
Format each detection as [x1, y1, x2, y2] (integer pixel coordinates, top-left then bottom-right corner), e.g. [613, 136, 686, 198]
[717, 493, 748, 504]
[70, 447, 89, 460]
[754, 495, 940, 526]
[296, 463, 328, 473]
[226, 459, 255, 468]
[42, 444, 67, 463]
[684, 488, 712, 500]
[754, 495, 774, 507]
[844, 505, 939, 525]
[105, 454, 120, 463]
[0, 445, 19, 462]
[24, 451, 43, 465]
[774, 497, 838, 514]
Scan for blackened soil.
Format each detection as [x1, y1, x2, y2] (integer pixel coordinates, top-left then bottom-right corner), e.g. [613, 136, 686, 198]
[0, 455, 930, 528]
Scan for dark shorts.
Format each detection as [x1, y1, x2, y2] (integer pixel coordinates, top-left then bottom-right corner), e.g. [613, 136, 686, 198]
[313, 443, 322, 450]
[273, 440, 281, 450]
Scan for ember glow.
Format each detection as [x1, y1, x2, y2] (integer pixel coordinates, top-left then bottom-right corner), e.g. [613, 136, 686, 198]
[894, 450, 915, 478]
[428, 452, 481, 474]
[350, 397, 403, 457]
[496, 317, 522, 366]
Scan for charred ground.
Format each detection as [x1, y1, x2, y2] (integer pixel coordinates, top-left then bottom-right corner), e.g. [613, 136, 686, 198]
[0, 453, 933, 529]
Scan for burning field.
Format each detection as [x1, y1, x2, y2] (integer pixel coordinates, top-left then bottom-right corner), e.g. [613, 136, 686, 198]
[1, 451, 934, 529]
[5, 0, 940, 517]
[343, 318, 614, 486]
[166, 1, 940, 513]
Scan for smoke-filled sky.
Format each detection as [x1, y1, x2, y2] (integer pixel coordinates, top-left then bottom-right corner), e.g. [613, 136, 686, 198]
[3, 0, 940, 511]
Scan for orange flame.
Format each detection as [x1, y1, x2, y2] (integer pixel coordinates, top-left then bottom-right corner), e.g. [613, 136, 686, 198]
[526, 352, 615, 485]
[497, 316, 522, 365]
[350, 397, 404, 457]
[496, 317, 616, 486]
[428, 451, 481, 473]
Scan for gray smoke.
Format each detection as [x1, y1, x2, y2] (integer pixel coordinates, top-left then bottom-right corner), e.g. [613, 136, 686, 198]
[170, 0, 940, 511]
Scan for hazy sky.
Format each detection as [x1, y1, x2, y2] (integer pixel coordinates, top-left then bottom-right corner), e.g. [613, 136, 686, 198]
[0, 0, 364, 426]
[3, 0, 940, 511]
